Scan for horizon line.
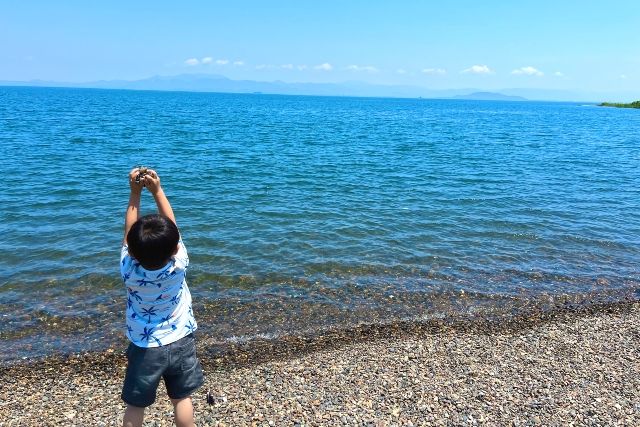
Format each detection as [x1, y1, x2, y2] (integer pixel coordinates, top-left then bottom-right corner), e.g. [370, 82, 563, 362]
[0, 74, 626, 103]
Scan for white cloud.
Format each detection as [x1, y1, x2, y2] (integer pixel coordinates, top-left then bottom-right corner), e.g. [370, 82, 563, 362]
[184, 58, 200, 66]
[201, 57, 213, 64]
[620, 74, 628, 79]
[346, 64, 379, 73]
[422, 68, 446, 75]
[233, 61, 244, 66]
[216, 59, 229, 65]
[511, 66, 544, 76]
[314, 63, 333, 71]
[462, 64, 493, 74]
[281, 64, 294, 70]
[396, 68, 406, 75]
[554, 71, 564, 77]
[297, 64, 308, 70]
[256, 64, 269, 70]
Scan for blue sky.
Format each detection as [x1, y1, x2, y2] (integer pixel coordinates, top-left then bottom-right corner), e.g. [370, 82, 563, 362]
[1, 1, 639, 93]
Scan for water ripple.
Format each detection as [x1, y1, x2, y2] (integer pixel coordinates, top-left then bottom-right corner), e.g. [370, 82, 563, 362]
[1, 87, 639, 361]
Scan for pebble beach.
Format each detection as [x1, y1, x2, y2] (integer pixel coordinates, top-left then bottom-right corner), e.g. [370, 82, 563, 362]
[2, 301, 639, 426]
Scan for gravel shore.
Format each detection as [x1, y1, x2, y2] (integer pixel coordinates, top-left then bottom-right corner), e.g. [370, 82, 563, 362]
[1, 302, 639, 426]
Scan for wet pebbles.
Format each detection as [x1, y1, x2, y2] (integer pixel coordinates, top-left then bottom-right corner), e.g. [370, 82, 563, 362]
[1, 302, 639, 426]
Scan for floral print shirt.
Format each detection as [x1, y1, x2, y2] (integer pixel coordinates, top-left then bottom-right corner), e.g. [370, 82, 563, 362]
[120, 240, 197, 347]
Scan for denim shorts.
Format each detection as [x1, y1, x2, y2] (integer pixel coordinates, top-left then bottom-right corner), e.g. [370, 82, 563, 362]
[121, 333, 204, 407]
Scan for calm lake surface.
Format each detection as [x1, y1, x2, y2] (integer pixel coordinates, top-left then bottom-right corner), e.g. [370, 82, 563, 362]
[1, 86, 639, 363]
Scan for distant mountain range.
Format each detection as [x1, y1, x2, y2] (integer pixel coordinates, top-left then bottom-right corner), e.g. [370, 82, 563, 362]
[452, 92, 527, 101]
[0, 74, 480, 99]
[0, 73, 634, 102]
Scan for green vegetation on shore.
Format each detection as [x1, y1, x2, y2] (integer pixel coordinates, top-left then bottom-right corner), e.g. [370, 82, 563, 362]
[599, 100, 640, 109]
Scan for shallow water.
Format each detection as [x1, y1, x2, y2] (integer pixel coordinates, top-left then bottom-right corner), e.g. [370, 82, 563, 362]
[1, 86, 639, 363]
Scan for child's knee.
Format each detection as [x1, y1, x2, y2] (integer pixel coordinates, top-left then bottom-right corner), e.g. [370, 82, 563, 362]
[123, 404, 145, 427]
[125, 403, 145, 411]
[170, 396, 192, 406]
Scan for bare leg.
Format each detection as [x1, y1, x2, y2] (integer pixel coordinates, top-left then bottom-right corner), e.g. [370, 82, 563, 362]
[171, 396, 195, 427]
[123, 404, 145, 427]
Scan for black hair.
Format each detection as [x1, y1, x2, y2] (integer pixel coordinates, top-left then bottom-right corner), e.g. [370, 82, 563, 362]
[127, 214, 180, 270]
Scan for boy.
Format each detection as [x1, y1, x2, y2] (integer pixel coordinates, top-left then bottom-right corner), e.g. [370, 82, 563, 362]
[120, 167, 204, 427]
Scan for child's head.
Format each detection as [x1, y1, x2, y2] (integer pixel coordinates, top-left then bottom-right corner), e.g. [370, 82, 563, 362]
[127, 214, 179, 270]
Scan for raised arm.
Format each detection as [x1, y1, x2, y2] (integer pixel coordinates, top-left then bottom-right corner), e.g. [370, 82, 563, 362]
[124, 168, 144, 244]
[144, 169, 177, 226]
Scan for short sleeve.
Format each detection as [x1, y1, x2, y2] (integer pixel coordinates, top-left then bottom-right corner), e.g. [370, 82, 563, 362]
[120, 245, 132, 274]
[173, 239, 189, 270]
[121, 245, 129, 264]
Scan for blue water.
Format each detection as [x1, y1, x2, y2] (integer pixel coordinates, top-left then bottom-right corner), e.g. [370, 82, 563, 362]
[1, 86, 639, 362]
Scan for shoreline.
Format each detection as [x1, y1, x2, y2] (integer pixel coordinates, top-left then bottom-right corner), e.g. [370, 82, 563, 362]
[2, 300, 639, 425]
[2, 293, 637, 369]
[3, 287, 636, 367]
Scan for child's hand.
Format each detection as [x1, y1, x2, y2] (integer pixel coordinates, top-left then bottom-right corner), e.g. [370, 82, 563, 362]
[144, 169, 162, 195]
[128, 168, 144, 193]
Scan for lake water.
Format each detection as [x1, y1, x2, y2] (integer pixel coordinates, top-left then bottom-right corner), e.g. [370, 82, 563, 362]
[1, 86, 639, 363]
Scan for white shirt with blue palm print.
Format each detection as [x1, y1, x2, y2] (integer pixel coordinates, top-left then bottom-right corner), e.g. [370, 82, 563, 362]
[120, 240, 197, 347]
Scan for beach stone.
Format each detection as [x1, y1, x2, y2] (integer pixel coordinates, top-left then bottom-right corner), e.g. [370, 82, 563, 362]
[2, 302, 640, 425]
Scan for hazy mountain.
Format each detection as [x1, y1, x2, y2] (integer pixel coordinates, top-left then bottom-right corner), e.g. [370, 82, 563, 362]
[87, 74, 477, 99]
[1, 74, 636, 102]
[0, 74, 477, 99]
[453, 92, 527, 101]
